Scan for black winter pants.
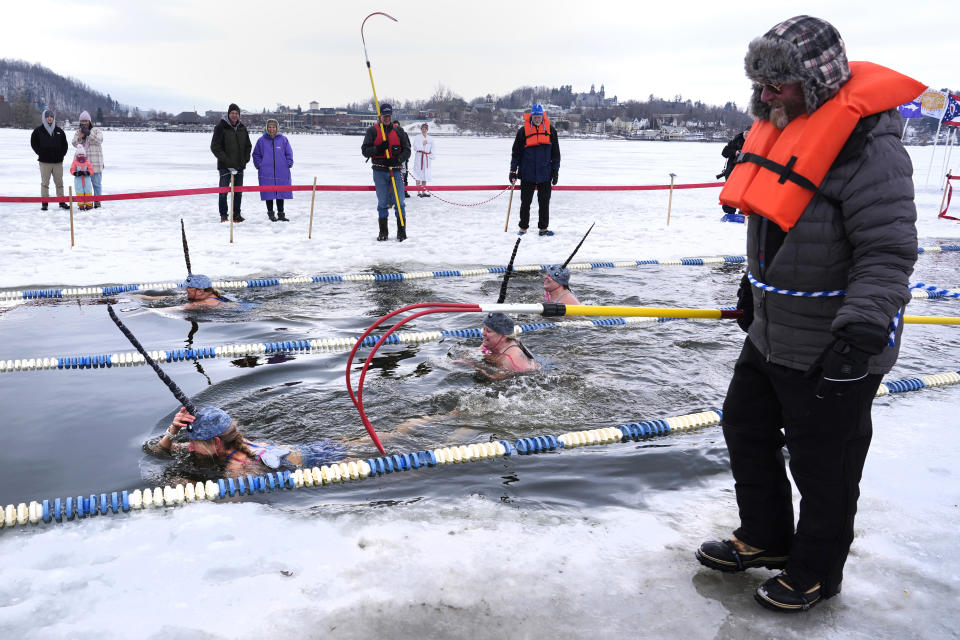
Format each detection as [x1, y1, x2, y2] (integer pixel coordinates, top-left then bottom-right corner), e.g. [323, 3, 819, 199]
[518, 180, 551, 231]
[218, 170, 244, 217]
[721, 337, 880, 596]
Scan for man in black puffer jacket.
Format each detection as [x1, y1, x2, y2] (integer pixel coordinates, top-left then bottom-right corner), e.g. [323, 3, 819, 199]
[30, 109, 70, 211]
[210, 103, 252, 222]
[695, 16, 920, 614]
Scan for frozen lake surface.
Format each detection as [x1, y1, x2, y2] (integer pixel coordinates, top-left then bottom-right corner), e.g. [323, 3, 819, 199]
[0, 128, 958, 639]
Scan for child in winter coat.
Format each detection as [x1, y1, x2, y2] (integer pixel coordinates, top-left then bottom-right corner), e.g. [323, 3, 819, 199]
[70, 148, 95, 210]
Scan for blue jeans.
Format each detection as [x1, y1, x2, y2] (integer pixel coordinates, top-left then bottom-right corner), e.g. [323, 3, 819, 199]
[373, 169, 407, 221]
[91, 172, 102, 196]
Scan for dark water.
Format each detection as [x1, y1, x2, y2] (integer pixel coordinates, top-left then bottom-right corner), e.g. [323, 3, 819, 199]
[1, 248, 959, 507]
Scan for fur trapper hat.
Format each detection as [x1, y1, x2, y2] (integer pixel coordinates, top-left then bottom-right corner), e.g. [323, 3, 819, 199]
[744, 15, 850, 120]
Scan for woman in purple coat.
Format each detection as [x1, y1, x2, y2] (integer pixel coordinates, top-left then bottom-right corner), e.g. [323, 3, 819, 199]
[252, 118, 294, 221]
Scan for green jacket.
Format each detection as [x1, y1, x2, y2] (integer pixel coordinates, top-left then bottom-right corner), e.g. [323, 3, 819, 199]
[210, 117, 252, 170]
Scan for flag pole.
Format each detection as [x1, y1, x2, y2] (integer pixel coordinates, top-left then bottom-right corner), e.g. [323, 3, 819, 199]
[926, 119, 944, 187]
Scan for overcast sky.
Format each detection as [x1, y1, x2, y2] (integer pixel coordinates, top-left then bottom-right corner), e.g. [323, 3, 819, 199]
[3, 0, 954, 114]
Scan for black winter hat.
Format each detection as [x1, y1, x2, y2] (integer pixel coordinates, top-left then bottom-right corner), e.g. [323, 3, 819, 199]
[744, 15, 850, 120]
[228, 103, 240, 114]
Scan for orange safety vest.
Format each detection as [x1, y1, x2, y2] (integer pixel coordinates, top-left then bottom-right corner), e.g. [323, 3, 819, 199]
[373, 124, 402, 160]
[719, 61, 925, 232]
[523, 112, 552, 147]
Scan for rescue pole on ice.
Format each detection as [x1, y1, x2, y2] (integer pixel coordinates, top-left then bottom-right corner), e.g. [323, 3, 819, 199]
[361, 12, 406, 229]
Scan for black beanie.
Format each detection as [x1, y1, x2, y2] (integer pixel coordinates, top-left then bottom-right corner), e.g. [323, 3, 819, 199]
[228, 103, 240, 114]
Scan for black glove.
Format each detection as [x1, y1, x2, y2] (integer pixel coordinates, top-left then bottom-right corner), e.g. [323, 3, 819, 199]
[509, 170, 517, 184]
[387, 155, 403, 167]
[806, 322, 888, 398]
[390, 145, 403, 157]
[722, 204, 737, 214]
[735, 274, 753, 332]
[551, 172, 559, 186]
[375, 140, 390, 154]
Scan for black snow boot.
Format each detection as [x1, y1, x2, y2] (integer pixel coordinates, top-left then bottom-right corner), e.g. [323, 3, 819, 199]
[377, 218, 388, 241]
[41, 203, 49, 211]
[267, 209, 277, 221]
[277, 212, 288, 222]
[59, 202, 70, 210]
[94, 202, 101, 209]
[396, 222, 407, 242]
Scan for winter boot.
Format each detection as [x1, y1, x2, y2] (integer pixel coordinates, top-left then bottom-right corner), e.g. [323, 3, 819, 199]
[277, 212, 289, 222]
[94, 202, 101, 209]
[59, 203, 70, 210]
[267, 209, 277, 222]
[41, 203, 48, 211]
[377, 218, 388, 241]
[396, 222, 407, 242]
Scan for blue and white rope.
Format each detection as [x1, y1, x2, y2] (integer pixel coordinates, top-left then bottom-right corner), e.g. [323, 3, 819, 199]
[0, 313, 714, 374]
[3, 243, 957, 302]
[911, 283, 960, 299]
[748, 272, 902, 346]
[4, 366, 958, 530]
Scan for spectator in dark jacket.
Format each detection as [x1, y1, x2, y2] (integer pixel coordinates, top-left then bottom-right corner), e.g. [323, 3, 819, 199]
[30, 109, 70, 211]
[510, 103, 560, 236]
[252, 119, 294, 222]
[210, 103, 252, 222]
[361, 103, 411, 242]
[695, 15, 921, 614]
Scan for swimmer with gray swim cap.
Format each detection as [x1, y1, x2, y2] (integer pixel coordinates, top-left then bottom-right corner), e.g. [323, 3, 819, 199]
[480, 313, 538, 374]
[543, 264, 580, 305]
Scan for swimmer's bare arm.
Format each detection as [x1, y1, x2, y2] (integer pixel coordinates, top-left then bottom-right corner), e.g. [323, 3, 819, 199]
[145, 407, 193, 455]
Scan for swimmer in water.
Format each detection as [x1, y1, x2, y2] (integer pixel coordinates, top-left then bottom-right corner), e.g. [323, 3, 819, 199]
[477, 312, 538, 378]
[148, 406, 345, 478]
[182, 273, 230, 309]
[543, 264, 580, 305]
[130, 273, 230, 311]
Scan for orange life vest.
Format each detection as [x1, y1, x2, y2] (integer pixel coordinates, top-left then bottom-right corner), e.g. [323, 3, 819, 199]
[523, 112, 552, 147]
[373, 123, 402, 160]
[719, 61, 925, 232]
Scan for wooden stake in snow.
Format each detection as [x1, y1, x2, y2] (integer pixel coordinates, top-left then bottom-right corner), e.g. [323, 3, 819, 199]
[308, 176, 317, 239]
[666, 173, 677, 226]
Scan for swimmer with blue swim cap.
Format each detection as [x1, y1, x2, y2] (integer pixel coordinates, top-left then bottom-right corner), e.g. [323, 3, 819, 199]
[183, 273, 230, 307]
[152, 406, 345, 477]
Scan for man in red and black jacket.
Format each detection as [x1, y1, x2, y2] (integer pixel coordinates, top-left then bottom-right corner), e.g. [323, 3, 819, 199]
[509, 103, 561, 236]
[361, 103, 412, 241]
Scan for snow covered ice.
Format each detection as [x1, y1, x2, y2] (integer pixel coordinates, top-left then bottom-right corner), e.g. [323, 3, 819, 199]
[0, 128, 958, 639]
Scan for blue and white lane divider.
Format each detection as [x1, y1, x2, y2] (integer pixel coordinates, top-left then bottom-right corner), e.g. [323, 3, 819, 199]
[910, 283, 960, 299]
[0, 315, 708, 374]
[0, 256, 750, 301]
[3, 247, 958, 304]
[4, 367, 958, 531]
[3, 243, 958, 302]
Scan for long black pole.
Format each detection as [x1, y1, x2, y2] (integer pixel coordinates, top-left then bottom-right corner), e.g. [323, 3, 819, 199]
[562, 222, 595, 269]
[496, 237, 522, 304]
[181, 218, 192, 275]
[107, 305, 197, 421]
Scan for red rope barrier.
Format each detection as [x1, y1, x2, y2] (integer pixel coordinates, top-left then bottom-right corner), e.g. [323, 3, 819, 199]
[940, 174, 957, 221]
[0, 182, 724, 204]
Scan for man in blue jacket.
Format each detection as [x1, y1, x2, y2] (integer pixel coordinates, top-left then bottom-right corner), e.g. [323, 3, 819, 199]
[510, 104, 560, 236]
